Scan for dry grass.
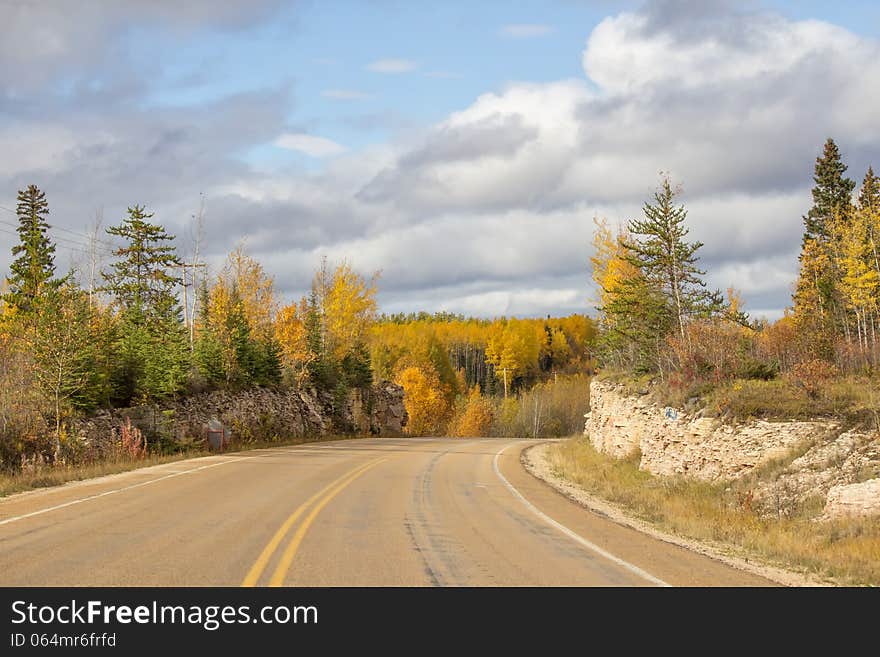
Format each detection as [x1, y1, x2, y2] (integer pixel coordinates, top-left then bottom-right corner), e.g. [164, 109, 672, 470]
[634, 375, 880, 429]
[0, 434, 357, 499]
[547, 437, 880, 586]
[0, 453, 198, 498]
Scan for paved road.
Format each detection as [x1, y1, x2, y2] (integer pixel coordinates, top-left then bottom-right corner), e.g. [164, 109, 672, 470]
[0, 438, 773, 586]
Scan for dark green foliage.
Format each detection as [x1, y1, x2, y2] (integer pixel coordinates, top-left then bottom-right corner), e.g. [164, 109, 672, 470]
[102, 206, 189, 403]
[802, 138, 855, 243]
[858, 166, 879, 214]
[736, 358, 779, 381]
[193, 281, 281, 390]
[796, 139, 857, 335]
[625, 177, 725, 339]
[102, 205, 182, 314]
[341, 342, 373, 389]
[3, 185, 60, 313]
[193, 281, 226, 386]
[599, 274, 673, 373]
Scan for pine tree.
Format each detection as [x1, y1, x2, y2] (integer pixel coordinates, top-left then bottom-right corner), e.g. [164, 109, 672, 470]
[795, 140, 857, 344]
[3, 185, 59, 313]
[858, 167, 880, 289]
[858, 166, 879, 214]
[625, 176, 724, 340]
[102, 205, 182, 316]
[193, 281, 226, 386]
[102, 205, 189, 402]
[803, 138, 856, 243]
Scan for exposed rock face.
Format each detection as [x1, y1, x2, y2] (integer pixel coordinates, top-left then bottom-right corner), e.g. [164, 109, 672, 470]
[343, 382, 408, 436]
[584, 378, 880, 518]
[752, 430, 880, 516]
[824, 479, 880, 519]
[585, 378, 836, 481]
[73, 381, 407, 452]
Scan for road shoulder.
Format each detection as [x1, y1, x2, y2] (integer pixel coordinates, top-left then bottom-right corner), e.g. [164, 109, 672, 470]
[520, 441, 828, 587]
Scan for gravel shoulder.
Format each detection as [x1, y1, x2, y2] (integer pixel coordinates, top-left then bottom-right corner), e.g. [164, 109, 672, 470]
[522, 441, 832, 587]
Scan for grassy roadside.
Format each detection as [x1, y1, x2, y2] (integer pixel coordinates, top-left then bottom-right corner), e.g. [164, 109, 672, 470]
[545, 436, 880, 586]
[0, 435, 359, 499]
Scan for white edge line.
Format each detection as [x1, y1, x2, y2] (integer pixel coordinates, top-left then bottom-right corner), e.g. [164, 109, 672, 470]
[0, 456, 253, 527]
[493, 443, 672, 588]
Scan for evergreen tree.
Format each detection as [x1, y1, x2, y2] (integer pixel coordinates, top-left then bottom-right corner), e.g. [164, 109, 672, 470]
[600, 274, 673, 373]
[858, 166, 879, 214]
[803, 138, 855, 243]
[102, 205, 189, 402]
[625, 176, 724, 340]
[193, 281, 226, 386]
[859, 167, 880, 286]
[102, 205, 182, 315]
[794, 140, 857, 344]
[3, 185, 59, 313]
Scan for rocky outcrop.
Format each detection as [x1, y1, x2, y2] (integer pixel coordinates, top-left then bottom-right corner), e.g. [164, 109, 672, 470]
[824, 479, 880, 519]
[73, 381, 407, 452]
[585, 378, 836, 481]
[752, 429, 880, 516]
[343, 382, 407, 436]
[584, 378, 880, 518]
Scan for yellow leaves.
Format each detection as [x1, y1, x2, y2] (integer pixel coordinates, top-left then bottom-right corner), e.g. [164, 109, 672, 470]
[323, 262, 378, 361]
[485, 318, 541, 382]
[590, 216, 640, 312]
[274, 298, 312, 381]
[220, 245, 277, 338]
[449, 385, 494, 438]
[835, 207, 880, 312]
[394, 365, 449, 436]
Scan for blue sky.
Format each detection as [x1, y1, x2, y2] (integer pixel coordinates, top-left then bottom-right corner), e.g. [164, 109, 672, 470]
[1, 0, 879, 319]
[136, 0, 880, 165]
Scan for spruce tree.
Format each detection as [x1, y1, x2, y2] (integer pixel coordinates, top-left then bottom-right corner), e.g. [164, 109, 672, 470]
[102, 205, 189, 402]
[3, 184, 59, 313]
[102, 205, 182, 315]
[794, 140, 856, 341]
[193, 281, 226, 386]
[803, 138, 855, 243]
[625, 176, 724, 340]
[858, 166, 879, 214]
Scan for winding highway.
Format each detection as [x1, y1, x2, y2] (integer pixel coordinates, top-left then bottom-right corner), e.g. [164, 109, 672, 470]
[0, 438, 772, 586]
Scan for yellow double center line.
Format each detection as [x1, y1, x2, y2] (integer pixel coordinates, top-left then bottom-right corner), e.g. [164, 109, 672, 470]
[242, 457, 386, 587]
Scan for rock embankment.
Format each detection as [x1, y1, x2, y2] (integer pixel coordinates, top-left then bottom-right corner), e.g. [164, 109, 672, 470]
[73, 381, 407, 451]
[584, 378, 879, 519]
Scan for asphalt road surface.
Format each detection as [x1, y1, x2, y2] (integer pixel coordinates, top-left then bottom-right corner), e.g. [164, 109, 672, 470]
[0, 438, 773, 586]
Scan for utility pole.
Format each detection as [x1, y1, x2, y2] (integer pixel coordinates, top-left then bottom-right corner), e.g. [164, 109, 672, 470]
[184, 194, 207, 349]
[179, 261, 207, 348]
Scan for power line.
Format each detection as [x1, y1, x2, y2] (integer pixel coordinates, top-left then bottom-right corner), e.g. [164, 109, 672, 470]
[0, 205, 117, 250]
[0, 217, 117, 256]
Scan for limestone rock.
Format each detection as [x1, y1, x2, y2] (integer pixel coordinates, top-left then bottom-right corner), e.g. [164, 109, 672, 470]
[824, 479, 880, 519]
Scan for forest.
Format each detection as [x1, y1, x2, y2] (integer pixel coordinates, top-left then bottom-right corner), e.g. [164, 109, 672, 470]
[4, 135, 874, 476]
[592, 138, 879, 424]
[0, 193, 595, 474]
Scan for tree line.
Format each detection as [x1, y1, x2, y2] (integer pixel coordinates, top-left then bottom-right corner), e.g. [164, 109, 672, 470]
[1, 187, 597, 468]
[591, 138, 879, 392]
[371, 313, 595, 435]
[0, 193, 378, 470]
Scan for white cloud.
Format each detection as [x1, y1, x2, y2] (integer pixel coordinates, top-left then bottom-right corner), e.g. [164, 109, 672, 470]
[274, 133, 347, 157]
[500, 24, 554, 38]
[321, 89, 372, 100]
[367, 58, 418, 74]
[4, 2, 880, 319]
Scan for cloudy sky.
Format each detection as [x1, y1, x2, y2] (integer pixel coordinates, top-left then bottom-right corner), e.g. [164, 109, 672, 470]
[1, 0, 878, 320]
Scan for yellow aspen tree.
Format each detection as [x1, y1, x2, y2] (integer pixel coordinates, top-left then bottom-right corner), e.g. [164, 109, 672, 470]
[323, 262, 379, 362]
[395, 365, 448, 435]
